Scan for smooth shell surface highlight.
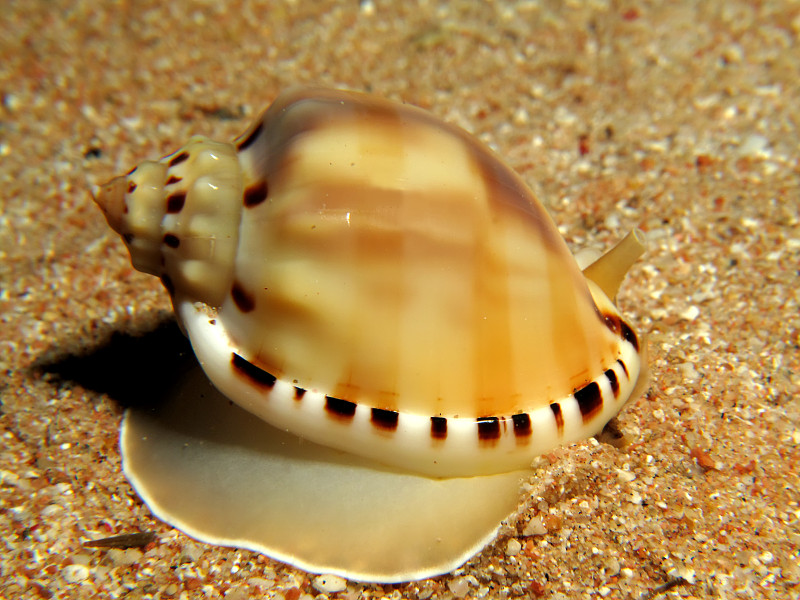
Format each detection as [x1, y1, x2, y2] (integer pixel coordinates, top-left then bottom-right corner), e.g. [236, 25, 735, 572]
[94, 87, 646, 581]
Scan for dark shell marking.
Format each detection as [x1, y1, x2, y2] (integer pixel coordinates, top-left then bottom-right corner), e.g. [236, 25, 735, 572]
[168, 151, 190, 167]
[431, 417, 448, 440]
[602, 313, 639, 352]
[231, 352, 276, 388]
[236, 121, 264, 152]
[227, 351, 634, 444]
[326, 396, 357, 420]
[244, 181, 269, 207]
[231, 281, 256, 313]
[166, 192, 186, 214]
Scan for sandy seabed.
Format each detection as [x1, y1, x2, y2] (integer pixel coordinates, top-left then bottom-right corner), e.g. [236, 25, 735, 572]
[1, 2, 798, 599]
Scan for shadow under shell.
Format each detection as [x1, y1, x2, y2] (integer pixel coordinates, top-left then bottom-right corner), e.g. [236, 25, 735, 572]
[121, 365, 528, 582]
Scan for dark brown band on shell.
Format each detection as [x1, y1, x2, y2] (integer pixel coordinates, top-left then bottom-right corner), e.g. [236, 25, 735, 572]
[550, 403, 564, 436]
[574, 381, 603, 423]
[163, 233, 180, 248]
[325, 396, 357, 420]
[430, 416, 447, 439]
[231, 281, 255, 312]
[231, 352, 276, 388]
[294, 387, 306, 400]
[371, 408, 399, 431]
[165, 175, 182, 185]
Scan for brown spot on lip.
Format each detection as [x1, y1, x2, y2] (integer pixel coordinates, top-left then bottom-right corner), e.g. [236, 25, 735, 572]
[325, 396, 356, 420]
[574, 381, 603, 423]
[605, 369, 620, 398]
[127, 181, 137, 193]
[231, 281, 255, 312]
[602, 313, 639, 352]
[477, 417, 501, 443]
[511, 413, 532, 438]
[602, 313, 621, 335]
[237, 121, 264, 151]
[163, 233, 180, 248]
[244, 181, 269, 207]
[231, 352, 276, 388]
[619, 320, 639, 351]
[168, 151, 190, 167]
[166, 192, 186, 213]
[430, 416, 447, 440]
[550, 403, 564, 436]
[371, 408, 399, 431]
[165, 175, 182, 185]
[294, 387, 306, 400]
[617, 359, 629, 379]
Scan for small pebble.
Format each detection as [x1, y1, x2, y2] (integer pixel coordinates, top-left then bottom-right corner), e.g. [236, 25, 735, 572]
[107, 548, 143, 567]
[447, 576, 470, 598]
[523, 516, 547, 536]
[179, 542, 204, 563]
[505, 538, 522, 556]
[62, 564, 90, 583]
[312, 574, 347, 594]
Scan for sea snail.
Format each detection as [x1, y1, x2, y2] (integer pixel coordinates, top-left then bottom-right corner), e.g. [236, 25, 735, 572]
[94, 87, 646, 581]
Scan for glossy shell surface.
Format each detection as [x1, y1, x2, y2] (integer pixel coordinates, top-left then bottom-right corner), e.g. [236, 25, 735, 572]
[96, 88, 644, 477]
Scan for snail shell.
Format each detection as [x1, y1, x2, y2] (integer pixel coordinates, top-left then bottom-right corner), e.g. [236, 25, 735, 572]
[96, 87, 645, 478]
